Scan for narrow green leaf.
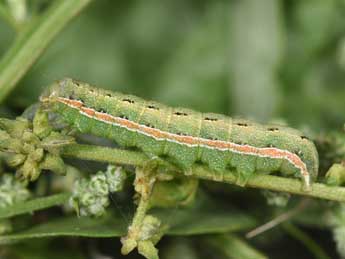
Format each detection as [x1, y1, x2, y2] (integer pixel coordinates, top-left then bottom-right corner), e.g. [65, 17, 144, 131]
[0, 214, 127, 244]
[3, 239, 86, 259]
[283, 223, 331, 259]
[0, 192, 70, 219]
[203, 234, 268, 259]
[159, 192, 257, 235]
[161, 238, 198, 259]
[155, 206, 256, 236]
[0, 193, 256, 243]
[0, 0, 93, 103]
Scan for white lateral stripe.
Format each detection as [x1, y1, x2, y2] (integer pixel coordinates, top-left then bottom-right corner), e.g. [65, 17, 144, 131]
[59, 97, 310, 186]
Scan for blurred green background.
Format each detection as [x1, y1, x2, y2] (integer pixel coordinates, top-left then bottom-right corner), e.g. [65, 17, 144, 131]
[2, 0, 345, 131]
[1, 1, 345, 259]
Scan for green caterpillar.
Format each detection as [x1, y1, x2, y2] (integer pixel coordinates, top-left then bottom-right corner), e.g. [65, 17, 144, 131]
[40, 78, 319, 188]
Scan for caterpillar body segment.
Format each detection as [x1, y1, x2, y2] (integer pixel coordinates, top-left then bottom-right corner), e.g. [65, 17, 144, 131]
[41, 78, 319, 188]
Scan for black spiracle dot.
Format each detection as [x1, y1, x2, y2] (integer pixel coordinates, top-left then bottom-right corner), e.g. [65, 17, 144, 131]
[204, 117, 218, 121]
[268, 127, 279, 132]
[300, 136, 309, 140]
[145, 123, 155, 128]
[147, 105, 159, 110]
[119, 114, 129, 120]
[72, 80, 80, 86]
[76, 98, 84, 103]
[68, 93, 81, 101]
[174, 112, 188, 116]
[295, 150, 303, 156]
[96, 108, 106, 113]
[236, 123, 248, 127]
[122, 98, 135, 104]
[106, 93, 112, 97]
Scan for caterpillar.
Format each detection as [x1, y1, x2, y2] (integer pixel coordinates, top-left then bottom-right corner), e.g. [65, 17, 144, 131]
[40, 78, 319, 188]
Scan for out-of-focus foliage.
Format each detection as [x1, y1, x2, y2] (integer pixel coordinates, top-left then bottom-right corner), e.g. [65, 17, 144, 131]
[1, 0, 344, 131]
[1, 0, 345, 259]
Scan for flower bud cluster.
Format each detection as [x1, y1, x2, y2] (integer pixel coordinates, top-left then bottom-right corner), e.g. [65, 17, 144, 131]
[70, 165, 127, 217]
[0, 110, 74, 181]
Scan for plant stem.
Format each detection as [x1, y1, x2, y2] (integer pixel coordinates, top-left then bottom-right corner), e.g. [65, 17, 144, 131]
[63, 144, 148, 166]
[62, 144, 345, 203]
[0, 0, 93, 103]
[193, 166, 345, 202]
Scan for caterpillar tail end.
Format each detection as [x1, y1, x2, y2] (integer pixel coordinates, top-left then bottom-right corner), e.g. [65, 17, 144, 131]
[302, 174, 312, 192]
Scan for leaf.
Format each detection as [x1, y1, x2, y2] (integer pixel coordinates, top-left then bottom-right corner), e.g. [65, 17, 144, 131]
[159, 192, 257, 235]
[3, 239, 86, 259]
[161, 238, 198, 259]
[203, 234, 268, 259]
[0, 192, 70, 219]
[154, 203, 256, 236]
[0, 214, 127, 244]
[0, 192, 256, 243]
[283, 223, 331, 259]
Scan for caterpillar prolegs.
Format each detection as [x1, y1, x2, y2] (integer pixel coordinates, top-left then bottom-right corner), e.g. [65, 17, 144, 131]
[40, 78, 319, 189]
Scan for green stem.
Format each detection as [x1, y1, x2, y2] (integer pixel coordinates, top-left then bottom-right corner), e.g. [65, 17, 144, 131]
[0, 0, 93, 103]
[130, 193, 151, 232]
[120, 170, 154, 255]
[62, 144, 345, 203]
[63, 144, 148, 166]
[193, 166, 345, 202]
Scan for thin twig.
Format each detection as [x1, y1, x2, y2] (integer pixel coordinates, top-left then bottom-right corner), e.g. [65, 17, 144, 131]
[62, 144, 345, 203]
[245, 199, 310, 239]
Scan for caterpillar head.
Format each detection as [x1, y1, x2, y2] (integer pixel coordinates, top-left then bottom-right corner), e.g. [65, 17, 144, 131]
[40, 78, 76, 104]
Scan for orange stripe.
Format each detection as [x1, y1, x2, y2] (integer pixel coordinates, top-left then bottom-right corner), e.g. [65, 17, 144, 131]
[57, 97, 309, 180]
